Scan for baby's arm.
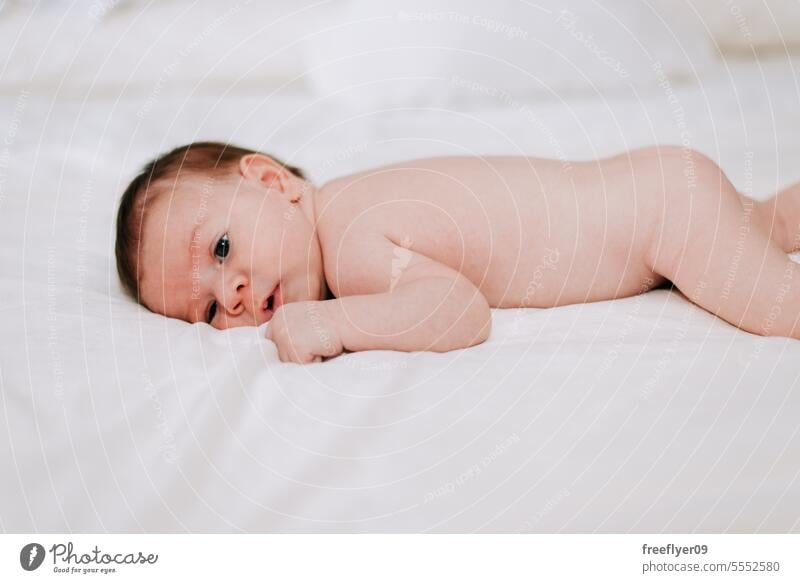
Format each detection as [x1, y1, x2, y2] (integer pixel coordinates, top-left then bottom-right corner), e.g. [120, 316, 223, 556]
[328, 263, 491, 354]
[266, 235, 491, 362]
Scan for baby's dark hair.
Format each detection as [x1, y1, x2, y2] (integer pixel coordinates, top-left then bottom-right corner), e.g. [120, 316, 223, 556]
[114, 141, 305, 302]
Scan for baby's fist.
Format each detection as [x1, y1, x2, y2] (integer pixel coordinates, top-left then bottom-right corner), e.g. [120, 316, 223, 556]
[265, 301, 343, 363]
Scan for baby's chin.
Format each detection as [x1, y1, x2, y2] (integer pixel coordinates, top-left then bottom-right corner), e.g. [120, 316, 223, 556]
[286, 270, 330, 303]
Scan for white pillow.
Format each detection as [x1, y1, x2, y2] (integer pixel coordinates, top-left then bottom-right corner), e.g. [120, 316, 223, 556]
[694, 0, 800, 54]
[0, 0, 324, 92]
[303, 0, 713, 109]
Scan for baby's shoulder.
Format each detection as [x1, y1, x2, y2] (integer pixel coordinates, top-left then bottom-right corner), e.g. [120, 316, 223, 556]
[315, 170, 395, 237]
[315, 176, 403, 296]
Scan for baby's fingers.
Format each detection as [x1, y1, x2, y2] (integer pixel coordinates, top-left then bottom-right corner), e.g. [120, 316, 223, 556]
[264, 328, 288, 361]
[288, 346, 316, 364]
[276, 343, 290, 362]
[284, 344, 319, 364]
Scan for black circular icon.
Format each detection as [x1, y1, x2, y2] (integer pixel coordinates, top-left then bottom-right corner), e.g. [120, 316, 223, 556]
[20, 543, 46, 571]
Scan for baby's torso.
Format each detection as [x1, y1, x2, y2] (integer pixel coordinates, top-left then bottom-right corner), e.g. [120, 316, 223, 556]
[316, 154, 662, 308]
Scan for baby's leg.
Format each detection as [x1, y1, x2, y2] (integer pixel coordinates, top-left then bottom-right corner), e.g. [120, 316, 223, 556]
[644, 148, 800, 338]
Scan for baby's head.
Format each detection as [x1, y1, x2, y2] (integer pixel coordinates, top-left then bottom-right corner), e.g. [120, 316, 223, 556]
[115, 141, 328, 329]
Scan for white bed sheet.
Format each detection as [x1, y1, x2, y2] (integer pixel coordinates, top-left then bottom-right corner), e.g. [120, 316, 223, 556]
[1, 58, 799, 533]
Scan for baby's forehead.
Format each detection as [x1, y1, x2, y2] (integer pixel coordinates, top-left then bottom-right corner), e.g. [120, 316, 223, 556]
[144, 174, 229, 225]
[144, 172, 242, 256]
[149, 173, 222, 207]
[137, 194, 198, 317]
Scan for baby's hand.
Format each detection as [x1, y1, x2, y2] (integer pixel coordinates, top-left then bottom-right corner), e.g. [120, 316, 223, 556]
[264, 301, 343, 364]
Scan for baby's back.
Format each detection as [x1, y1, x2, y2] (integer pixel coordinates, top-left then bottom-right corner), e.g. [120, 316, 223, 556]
[316, 154, 662, 308]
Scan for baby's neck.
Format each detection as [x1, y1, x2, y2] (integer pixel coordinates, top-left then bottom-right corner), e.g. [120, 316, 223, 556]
[298, 179, 318, 225]
[298, 180, 333, 300]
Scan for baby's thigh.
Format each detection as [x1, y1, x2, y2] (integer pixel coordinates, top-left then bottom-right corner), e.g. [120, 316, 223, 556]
[634, 147, 739, 276]
[638, 147, 800, 336]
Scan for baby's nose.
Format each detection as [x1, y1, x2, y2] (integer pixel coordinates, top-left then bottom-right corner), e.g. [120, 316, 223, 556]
[217, 280, 244, 315]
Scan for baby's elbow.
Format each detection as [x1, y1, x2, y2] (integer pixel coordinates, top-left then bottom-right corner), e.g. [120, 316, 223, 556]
[462, 284, 492, 347]
[427, 276, 491, 351]
[469, 305, 492, 347]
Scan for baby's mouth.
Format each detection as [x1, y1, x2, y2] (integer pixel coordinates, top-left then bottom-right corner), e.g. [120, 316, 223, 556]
[262, 284, 281, 314]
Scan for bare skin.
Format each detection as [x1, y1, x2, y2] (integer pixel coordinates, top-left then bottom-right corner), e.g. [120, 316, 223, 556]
[138, 146, 800, 363]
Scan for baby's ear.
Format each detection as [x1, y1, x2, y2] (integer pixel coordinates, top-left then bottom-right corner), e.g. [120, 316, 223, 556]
[239, 154, 286, 190]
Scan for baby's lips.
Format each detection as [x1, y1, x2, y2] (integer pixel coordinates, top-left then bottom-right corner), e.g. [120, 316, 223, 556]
[260, 283, 281, 322]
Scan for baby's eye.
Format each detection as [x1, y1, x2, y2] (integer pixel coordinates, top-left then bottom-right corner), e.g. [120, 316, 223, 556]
[206, 300, 218, 324]
[214, 233, 230, 261]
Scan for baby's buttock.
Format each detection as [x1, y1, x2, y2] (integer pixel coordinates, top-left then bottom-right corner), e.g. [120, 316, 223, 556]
[488, 152, 666, 308]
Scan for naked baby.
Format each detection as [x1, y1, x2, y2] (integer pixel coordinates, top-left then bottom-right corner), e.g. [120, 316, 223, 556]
[116, 142, 800, 363]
